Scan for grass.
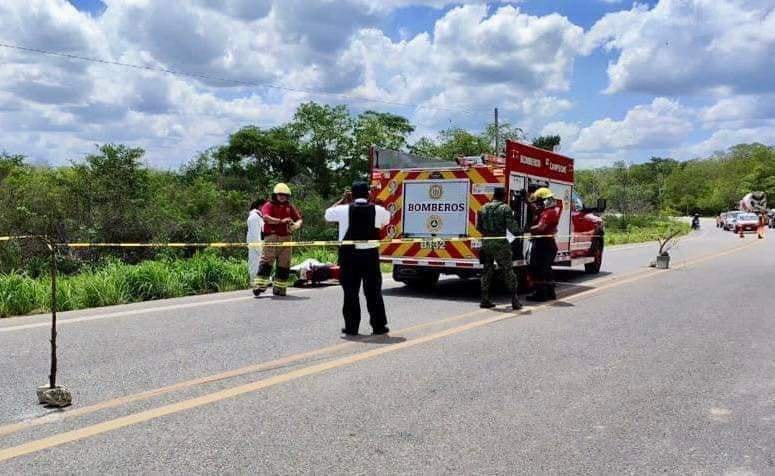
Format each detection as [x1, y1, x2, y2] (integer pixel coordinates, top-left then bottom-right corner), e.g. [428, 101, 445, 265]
[0, 217, 684, 317]
[604, 215, 692, 246]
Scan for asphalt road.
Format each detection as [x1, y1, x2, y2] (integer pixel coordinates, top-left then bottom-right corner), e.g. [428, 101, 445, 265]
[1, 220, 773, 474]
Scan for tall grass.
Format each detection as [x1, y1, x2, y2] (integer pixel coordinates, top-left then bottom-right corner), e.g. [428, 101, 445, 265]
[0, 253, 250, 318]
[604, 215, 691, 246]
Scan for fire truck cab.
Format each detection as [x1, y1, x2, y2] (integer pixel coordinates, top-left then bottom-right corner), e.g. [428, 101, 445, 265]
[370, 140, 606, 289]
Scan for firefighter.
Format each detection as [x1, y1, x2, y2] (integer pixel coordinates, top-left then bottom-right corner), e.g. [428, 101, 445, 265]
[254, 183, 303, 297]
[528, 187, 560, 302]
[477, 187, 522, 311]
[325, 181, 391, 336]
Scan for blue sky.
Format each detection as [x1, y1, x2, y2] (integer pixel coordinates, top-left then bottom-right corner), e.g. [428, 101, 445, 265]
[2, 0, 773, 168]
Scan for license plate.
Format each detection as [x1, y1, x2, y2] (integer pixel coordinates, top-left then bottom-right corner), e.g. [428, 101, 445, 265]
[420, 238, 446, 250]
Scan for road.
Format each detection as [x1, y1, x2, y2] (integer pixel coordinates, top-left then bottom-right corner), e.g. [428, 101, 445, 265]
[1, 221, 773, 474]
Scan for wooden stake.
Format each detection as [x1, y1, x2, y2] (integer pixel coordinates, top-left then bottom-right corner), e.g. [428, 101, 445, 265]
[48, 241, 58, 389]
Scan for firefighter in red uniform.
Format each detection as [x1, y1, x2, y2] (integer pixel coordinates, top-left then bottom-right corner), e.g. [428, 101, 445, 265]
[528, 187, 561, 302]
[254, 183, 303, 297]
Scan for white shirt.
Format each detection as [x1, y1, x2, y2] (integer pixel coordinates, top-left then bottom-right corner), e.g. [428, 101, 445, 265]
[325, 199, 390, 249]
[246, 209, 264, 243]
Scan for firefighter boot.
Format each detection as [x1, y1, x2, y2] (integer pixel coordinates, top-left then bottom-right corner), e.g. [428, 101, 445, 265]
[253, 263, 273, 296]
[480, 301, 496, 309]
[273, 267, 290, 297]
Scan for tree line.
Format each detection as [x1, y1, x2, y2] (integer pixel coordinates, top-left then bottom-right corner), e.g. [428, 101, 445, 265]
[575, 143, 775, 216]
[1, 101, 772, 274]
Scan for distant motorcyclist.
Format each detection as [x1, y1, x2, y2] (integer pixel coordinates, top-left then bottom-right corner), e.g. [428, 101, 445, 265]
[691, 214, 700, 230]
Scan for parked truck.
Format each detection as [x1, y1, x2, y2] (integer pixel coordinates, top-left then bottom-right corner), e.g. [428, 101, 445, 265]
[369, 140, 606, 289]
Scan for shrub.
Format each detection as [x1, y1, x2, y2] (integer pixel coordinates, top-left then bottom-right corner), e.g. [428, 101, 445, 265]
[0, 274, 45, 317]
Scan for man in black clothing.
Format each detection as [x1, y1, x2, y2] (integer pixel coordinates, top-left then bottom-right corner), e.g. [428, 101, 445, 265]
[325, 181, 391, 336]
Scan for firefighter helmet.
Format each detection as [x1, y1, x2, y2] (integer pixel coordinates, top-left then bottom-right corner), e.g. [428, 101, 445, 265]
[273, 183, 292, 196]
[533, 187, 554, 200]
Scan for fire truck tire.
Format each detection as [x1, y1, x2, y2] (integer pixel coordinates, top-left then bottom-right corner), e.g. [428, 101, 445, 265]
[404, 271, 440, 290]
[584, 238, 604, 274]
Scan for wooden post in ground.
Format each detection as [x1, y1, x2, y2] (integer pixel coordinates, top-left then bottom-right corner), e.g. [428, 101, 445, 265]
[48, 240, 58, 389]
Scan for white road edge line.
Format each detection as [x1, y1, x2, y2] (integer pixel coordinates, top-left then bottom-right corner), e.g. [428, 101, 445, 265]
[0, 276, 397, 333]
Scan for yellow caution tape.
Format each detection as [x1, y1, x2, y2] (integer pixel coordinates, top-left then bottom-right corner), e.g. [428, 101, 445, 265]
[0, 235, 39, 242]
[59, 234, 614, 249]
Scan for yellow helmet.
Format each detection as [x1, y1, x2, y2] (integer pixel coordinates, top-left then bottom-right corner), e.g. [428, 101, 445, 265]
[273, 183, 292, 196]
[533, 187, 554, 200]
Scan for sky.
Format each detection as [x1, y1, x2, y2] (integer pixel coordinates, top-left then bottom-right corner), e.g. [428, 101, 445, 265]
[0, 0, 773, 169]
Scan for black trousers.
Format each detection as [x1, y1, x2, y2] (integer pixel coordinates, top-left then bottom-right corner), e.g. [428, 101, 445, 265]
[529, 238, 557, 286]
[338, 247, 387, 333]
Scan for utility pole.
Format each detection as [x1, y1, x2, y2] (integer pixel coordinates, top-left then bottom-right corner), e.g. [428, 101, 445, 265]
[494, 107, 500, 155]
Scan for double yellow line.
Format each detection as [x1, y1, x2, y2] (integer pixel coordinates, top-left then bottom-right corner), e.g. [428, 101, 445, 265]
[0, 239, 762, 463]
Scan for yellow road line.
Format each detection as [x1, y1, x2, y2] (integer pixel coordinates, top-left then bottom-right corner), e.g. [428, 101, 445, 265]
[0, 240, 760, 462]
[0, 309, 541, 463]
[0, 307, 487, 439]
[0, 269, 634, 438]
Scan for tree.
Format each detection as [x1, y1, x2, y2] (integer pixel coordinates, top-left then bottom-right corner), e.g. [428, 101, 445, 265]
[0, 152, 25, 183]
[351, 110, 415, 183]
[532, 135, 561, 151]
[76, 144, 151, 242]
[482, 122, 526, 154]
[289, 102, 354, 195]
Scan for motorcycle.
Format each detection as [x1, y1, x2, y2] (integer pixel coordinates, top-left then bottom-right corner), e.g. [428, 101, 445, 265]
[691, 216, 700, 230]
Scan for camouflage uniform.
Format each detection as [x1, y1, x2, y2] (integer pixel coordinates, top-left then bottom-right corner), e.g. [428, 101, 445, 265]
[478, 200, 522, 305]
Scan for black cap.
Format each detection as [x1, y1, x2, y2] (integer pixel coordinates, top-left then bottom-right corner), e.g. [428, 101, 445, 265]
[352, 181, 369, 199]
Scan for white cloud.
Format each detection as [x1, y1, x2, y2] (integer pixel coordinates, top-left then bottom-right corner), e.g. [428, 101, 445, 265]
[570, 98, 693, 153]
[540, 121, 581, 145]
[1, 0, 771, 168]
[585, 0, 775, 95]
[0, 1, 585, 166]
[700, 95, 775, 130]
[677, 125, 775, 159]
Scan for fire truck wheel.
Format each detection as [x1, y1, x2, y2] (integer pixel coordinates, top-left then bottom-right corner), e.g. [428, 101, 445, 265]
[404, 271, 440, 290]
[584, 238, 604, 274]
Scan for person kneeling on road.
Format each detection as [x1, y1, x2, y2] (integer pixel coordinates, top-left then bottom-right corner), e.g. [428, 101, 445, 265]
[477, 187, 522, 311]
[325, 181, 391, 336]
[528, 187, 560, 302]
[254, 183, 303, 297]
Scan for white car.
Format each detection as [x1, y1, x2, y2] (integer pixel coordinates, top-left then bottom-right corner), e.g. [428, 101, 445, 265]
[724, 211, 743, 231]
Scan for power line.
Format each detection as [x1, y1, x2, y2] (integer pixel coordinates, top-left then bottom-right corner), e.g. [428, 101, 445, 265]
[0, 41, 490, 116]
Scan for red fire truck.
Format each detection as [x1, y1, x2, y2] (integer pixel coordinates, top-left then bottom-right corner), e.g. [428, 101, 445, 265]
[369, 140, 606, 288]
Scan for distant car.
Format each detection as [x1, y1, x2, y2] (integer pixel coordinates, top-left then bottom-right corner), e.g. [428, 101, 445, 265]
[734, 213, 760, 234]
[723, 211, 744, 231]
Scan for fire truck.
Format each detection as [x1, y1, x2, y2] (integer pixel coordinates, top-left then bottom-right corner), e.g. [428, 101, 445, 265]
[369, 140, 606, 288]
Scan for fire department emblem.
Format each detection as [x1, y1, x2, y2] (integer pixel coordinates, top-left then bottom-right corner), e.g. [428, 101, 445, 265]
[387, 225, 397, 238]
[388, 180, 398, 193]
[426, 215, 443, 233]
[429, 184, 443, 200]
[387, 202, 397, 215]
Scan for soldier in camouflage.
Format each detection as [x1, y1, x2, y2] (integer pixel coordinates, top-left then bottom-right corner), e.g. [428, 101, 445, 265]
[477, 187, 522, 310]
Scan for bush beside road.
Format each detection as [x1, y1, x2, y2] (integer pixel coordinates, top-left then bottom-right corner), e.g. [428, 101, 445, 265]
[604, 215, 691, 246]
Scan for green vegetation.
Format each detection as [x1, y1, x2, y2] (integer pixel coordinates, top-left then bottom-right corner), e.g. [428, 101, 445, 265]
[604, 215, 691, 246]
[0, 253, 247, 317]
[1, 101, 772, 317]
[575, 144, 775, 216]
